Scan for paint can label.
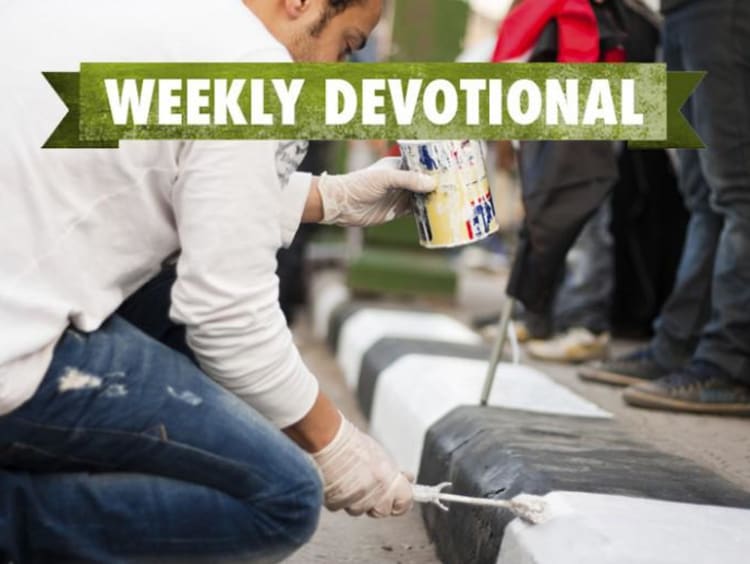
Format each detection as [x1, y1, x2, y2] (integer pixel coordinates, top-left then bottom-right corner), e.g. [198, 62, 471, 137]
[399, 140, 499, 249]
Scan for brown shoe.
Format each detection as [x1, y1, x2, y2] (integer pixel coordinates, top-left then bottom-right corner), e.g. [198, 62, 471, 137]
[579, 347, 668, 387]
[623, 363, 750, 416]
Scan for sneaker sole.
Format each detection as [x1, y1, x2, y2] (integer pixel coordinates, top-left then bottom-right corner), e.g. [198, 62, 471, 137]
[527, 344, 609, 364]
[624, 388, 750, 416]
[578, 367, 650, 387]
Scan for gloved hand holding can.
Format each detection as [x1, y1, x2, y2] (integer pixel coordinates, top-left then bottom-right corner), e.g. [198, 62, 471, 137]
[316, 157, 435, 227]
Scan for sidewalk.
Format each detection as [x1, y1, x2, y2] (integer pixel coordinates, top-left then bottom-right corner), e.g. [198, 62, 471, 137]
[529, 339, 750, 491]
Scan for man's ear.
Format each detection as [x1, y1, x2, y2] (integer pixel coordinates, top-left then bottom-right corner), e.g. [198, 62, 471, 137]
[283, 0, 315, 20]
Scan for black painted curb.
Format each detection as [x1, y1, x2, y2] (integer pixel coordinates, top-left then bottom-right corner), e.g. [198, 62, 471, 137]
[418, 406, 750, 564]
[326, 302, 363, 353]
[357, 338, 492, 419]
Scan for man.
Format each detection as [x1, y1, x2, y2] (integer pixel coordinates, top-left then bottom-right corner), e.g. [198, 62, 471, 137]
[0, 1, 432, 561]
[580, 0, 750, 415]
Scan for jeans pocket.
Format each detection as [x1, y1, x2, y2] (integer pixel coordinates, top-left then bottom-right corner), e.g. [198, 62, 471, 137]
[0, 442, 116, 473]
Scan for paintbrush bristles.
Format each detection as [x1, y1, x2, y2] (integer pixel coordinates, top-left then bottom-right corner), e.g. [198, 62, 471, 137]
[508, 494, 550, 525]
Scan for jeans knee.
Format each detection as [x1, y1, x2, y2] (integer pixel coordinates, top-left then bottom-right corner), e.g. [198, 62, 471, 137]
[283, 460, 323, 547]
[253, 453, 323, 549]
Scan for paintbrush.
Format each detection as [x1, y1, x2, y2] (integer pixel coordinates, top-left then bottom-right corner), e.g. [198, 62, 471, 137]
[412, 482, 550, 525]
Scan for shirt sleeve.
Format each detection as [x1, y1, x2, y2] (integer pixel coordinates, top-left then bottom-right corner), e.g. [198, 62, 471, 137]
[168, 139, 319, 428]
[280, 171, 313, 246]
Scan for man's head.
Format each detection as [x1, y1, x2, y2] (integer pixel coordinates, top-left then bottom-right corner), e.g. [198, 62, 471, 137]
[245, 0, 383, 62]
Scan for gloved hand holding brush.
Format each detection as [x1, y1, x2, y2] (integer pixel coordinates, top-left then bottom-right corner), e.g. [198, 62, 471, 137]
[312, 415, 413, 518]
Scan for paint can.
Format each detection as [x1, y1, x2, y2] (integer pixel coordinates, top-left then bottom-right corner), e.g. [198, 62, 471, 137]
[399, 140, 499, 249]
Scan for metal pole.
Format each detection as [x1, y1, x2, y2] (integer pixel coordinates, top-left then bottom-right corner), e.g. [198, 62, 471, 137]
[479, 297, 515, 406]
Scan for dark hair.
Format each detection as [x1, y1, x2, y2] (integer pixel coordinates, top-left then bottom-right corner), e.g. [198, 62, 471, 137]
[310, 0, 365, 36]
[328, 0, 363, 13]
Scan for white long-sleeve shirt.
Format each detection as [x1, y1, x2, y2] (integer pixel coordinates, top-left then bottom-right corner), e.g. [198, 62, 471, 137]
[0, 0, 319, 427]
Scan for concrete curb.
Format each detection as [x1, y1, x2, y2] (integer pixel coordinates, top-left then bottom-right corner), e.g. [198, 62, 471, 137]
[499, 492, 750, 564]
[335, 307, 481, 390]
[419, 406, 750, 564]
[310, 270, 350, 341]
[358, 338, 492, 418]
[370, 355, 609, 475]
[310, 273, 750, 563]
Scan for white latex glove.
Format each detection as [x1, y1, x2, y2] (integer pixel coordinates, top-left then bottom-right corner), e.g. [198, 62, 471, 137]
[318, 157, 435, 227]
[312, 416, 414, 518]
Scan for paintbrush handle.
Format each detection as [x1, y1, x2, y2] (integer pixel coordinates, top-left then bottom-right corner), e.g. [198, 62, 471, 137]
[413, 483, 549, 524]
[413, 483, 512, 510]
[433, 492, 513, 509]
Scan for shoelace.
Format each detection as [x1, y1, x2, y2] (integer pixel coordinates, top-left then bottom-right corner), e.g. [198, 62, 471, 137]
[661, 368, 717, 395]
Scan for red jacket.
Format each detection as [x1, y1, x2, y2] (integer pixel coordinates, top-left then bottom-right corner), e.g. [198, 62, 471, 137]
[492, 0, 624, 63]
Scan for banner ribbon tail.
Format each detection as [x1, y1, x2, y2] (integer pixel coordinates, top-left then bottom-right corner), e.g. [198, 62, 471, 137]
[43, 72, 118, 149]
[630, 71, 705, 150]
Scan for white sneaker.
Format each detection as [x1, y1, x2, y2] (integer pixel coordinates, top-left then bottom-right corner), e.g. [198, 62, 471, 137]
[526, 327, 610, 363]
[480, 320, 532, 343]
[513, 321, 532, 343]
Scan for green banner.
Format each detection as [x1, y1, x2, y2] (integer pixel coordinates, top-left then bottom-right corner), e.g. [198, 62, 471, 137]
[43, 63, 702, 149]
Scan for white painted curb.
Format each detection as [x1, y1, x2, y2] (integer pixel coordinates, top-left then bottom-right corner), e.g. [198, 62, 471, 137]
[499, 491, 750, 564]
[370, 355, 610, 475]
[309, 271, 350, 340]
[335, 309, 482, 389]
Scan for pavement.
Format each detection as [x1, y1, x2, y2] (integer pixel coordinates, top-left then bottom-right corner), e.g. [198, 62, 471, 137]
[284, 269, 750, 563]
[527, 340, 750, 492]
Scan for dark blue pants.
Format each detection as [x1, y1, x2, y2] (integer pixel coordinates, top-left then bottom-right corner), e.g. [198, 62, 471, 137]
[553, 193, 614, 335]
[652, 0, 750, 383]
[0, 281, 322, 563]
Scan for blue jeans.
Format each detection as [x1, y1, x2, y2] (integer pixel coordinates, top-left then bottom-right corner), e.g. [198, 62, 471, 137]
[0, 313, 322, 562]
[651, 0, 750, 383]
[553, 194, 614, 335]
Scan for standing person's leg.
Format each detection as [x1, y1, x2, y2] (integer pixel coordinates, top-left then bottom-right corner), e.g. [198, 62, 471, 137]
[644, 8, 724, 363]
[526, 189, 614, 363]
[625, 0, 750, 413]
[514, 138, 617, 359]
[650, 149, 722, 371]
[691, 0, 750, 384]
[0, 319, 322, 563]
